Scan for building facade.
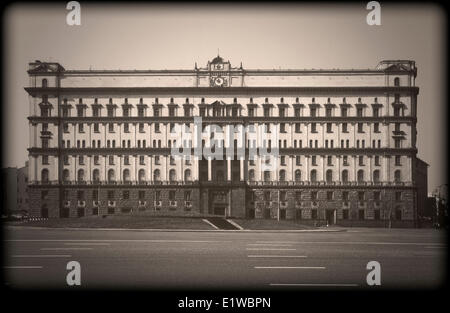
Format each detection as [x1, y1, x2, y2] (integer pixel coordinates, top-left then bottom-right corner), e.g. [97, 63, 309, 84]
[26, 56, 421, 227]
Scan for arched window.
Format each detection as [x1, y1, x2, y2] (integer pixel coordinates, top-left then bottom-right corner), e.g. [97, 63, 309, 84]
[42, 79, 48, 88]
[310, 169, 317, 183]
[295, 170, 301, 182]
[326, 169, 333, 183]
[342, 170, 349, 183]
[153, 169, 161, 181]
[184, 169, 191, 181]
[373, 170, 380, 183]
[77, 169, 84, 182]
[394, 77, 400, 86]
[41, 169, 49, 182]
[62, 169, 69, 182]
[138, 169, 146, 182]
[249, 169, 255, 182]
[108, 169, 115, 182]
[123, 169, 130, 182]
[169, 169, 176, 182]
[394, 170, 401, 182]
[93, 169, 100, 182]
[357, 169, 364, 182]
[279, 170, 286, 182]
[264, 171, 271, 182]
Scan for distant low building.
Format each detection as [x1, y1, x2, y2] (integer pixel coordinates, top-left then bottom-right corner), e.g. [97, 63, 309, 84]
[1, 167, 18, 215]
[17, 161, 29, 212]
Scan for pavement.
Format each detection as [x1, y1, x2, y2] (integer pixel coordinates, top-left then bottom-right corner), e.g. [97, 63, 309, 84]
[2, 226, 446, 290]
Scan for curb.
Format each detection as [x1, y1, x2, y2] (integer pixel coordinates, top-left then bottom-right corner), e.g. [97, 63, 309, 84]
[4, 225, 347, 233]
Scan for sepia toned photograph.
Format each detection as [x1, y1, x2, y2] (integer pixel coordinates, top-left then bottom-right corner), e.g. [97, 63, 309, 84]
[0, 1, 448, 308]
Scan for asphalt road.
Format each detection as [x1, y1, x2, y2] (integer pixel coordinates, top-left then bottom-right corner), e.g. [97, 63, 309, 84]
[2, 226, 447, 290]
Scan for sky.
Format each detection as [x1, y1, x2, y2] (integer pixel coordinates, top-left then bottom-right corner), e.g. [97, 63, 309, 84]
[2, 2, 447, 192]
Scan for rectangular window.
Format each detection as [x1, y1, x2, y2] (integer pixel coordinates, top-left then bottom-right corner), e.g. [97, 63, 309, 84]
[357, 123, 363, 133]
[124, 123, 129, 133]
[138, 190, 145, 199]
[374, 191, 381, 201]
[169, 190, 176, 200]
[155, 191, 161, 201]
[327, 191, 333, 201]
[107, 190, 114, 200]
[108, 123, 114, 133]
[395, 155, 401, 166]
[311, 123, 317, 133]
[326, 123, 332, 133]
[374, 123, 380, 133]
[42, 155, 49, 165]
[78, 123, 84, 133]
[155, 123, 160, 133]
[94, 123, 99, 132]
[311, 191, 318, 201]
[342, 123, 348, 133]
[342, 191, 349, 201]
[358, 192, 365, 201]
[395, 192, 402, 201]
[311, 209, 318, 219]
[123, 190, 130, 199]
[107, 107, 114, 117]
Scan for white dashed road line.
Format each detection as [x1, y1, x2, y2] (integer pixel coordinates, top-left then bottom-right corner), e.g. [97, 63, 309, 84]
[246, 248, 296, 251]
[12, 255, 72, 258]
[255, 266, 325, 269]
[41, 247, 93, 251]
[3, 266, 43, 269]
[248, 255, 307, 258]
[270, 283, 358, 287]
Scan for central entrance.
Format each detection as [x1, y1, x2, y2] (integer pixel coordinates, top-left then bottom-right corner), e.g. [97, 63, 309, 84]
[210, 190, 229, 216]
[326, 209, 337, 225]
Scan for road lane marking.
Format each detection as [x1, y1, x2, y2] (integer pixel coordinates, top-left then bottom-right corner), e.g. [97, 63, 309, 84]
[3, 266, 43, 269]
[247, 243, 293, 246]
[425, 246, 445, 249]
[255, 266, 325, 269]
[256, 241, 444, 246]
[248, 255, 307, 258]
[270, 283, 358, 287]
[41, 247, 93, 251]
[246, 248, 296, 251]
[12, 255, 71, 258]
[6, 240, 231, 243]
[64, 243, 111, 246]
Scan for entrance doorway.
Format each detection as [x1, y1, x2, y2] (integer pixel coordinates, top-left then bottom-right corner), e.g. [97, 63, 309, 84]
[214, 206, 226, 216]
[325, 209, 336, 225]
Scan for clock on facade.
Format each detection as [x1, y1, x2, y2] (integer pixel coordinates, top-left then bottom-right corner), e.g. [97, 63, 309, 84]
[214, 77, 224, 86]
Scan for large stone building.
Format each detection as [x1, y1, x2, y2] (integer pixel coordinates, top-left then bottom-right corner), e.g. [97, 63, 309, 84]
[25, 56, 424, 227]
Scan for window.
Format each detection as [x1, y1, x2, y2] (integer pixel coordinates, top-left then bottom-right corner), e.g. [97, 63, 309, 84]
[94, 123, 99, 132]
[342, 123, 348, 133]
[264, 191, 271, 201]
[357, 123, 363, 133]
[41, 169, 49, 182]
[280, 123, 286, 133]
[139, 190, 145, 199]
[342, 170, 349, 183]
[342, 191, 349, 201]
[184, 169, 192, 181]
[77, 190, 85, 200]
[295, 170, 301, 182]
[341, 107, 347, 117]
[326, 170, 333, 183]
[357, 108, 363, 117]
[374, 123, 380, 133]
[326, 123, 332, 133]
[295, 123, 301, 133]
[327, 191, 333, 201]
[108, 123, 114, 133]
[310, 108, 316, 117]
[123, 169, 131, 182]
[79, 155, 84, 165]
[343, 156, 348, 166]
[310, 170, 317, 182]
[155, 123, 160, 132]
[311, 191, 318, 201]
[41, 190, 48, 200]
[311, 123, 317, 133]
[77, 169, 84, 182]
[109, 156, 114, 165]
[42, 155, 49, 165]
[373, 170, 380, 183]
[124, 123, 129, 133]
[93, 169, 100, 182]
[153, 169, 161, 181]
[373, 107, 379, 117]
[394, 170, 401, 182]
[123, 190, 130, 199]
[327, 156, 332, 166]
[358, 192, 365, 201]
[375, 156, 380, 166]
[311, 209, 318, 219]
[279, 170, 286, 182]
[169, 190, 176, 200]
[357, 169, 364, 182]
[311, 156, 317, 166]
[394, 77, 400, 86]
[263, 171, 271, 182]
[359, 155, 364, 166]
[107, 190, 115, 200]
[395, 155, 401, 166]
[326, 107, 332, 117]
[374, 191, 381, 201]
[395, 192, 402, 201]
